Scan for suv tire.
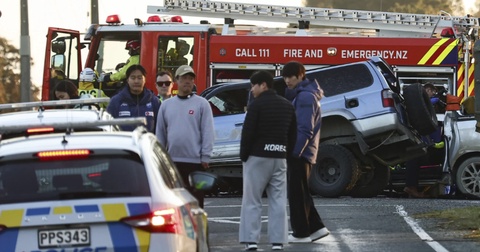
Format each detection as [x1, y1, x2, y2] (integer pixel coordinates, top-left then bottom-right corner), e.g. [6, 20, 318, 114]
[309, 144, 360, 197]
[349, 162, 390, 198]
[403, 83, 438, 135]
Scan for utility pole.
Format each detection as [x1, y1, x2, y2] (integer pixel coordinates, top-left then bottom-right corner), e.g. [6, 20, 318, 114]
[91, 0, 99, 23]
[20, 0, 31, 102]
[91, 0, 104, 71]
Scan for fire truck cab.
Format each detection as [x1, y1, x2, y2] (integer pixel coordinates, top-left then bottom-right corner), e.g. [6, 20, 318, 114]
[42, 19, 210, 100]
[42, 0, 479, 102]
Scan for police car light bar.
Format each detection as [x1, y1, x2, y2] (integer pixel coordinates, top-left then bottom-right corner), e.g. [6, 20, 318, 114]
[0, 98, 111, 110]
[0, 117, 146, 134]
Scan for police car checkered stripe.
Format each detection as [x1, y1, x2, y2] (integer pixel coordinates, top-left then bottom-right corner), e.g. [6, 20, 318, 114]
[0, 202, 152, 251]
[26, 207, 50, 216]
[0, 209, 24, 251]
[128, 203, 151, 252]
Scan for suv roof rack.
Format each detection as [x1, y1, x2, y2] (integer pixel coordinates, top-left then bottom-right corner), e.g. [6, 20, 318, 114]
[0, 117, 146, 135]
[0, 98, 111, 111]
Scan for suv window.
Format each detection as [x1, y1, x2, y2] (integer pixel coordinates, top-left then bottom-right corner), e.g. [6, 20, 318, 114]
[307, 64, 373, 97]
[0, 154, 150, 204]
[207, 88, 250, 115]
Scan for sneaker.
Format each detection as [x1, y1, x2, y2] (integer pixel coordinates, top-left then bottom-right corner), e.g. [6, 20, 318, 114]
[310, 227, 330, 241]
[272, 243, 283, 250]
[244, 243, 257, 251]
[288, 234, 312, 243]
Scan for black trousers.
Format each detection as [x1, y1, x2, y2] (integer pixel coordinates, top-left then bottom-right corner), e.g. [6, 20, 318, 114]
[405, 147, 442, 187]
[287, 157, 325, 238]
[405, 157, 421, 187]
[174, 162, 205, 208]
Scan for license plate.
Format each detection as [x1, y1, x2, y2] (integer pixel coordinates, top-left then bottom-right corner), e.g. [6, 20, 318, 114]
[38, 227, 90, 248]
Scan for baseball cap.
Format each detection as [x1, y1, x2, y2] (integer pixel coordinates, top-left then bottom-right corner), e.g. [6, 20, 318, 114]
[175, 65, 196, 77]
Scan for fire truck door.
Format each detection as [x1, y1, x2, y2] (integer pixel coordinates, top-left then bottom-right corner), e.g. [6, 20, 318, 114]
[42, 28, 82, 101]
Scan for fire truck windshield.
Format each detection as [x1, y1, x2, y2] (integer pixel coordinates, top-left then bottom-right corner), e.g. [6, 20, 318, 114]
[96, 40, 129, 75]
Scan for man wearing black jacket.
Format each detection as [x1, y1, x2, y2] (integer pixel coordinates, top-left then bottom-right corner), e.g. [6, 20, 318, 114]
[239, 71, 297, 251]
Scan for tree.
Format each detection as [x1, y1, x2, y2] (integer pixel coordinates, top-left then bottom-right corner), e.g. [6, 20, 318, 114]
[303, 0, 453, 14]
[470, 0, 480, 17]
[0, 37, 39, 106]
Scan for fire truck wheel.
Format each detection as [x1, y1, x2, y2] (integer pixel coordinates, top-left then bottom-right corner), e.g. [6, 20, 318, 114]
[403, 83, 438, 135]
[309, 144, 361, 198]
[349, 161, 390, 198]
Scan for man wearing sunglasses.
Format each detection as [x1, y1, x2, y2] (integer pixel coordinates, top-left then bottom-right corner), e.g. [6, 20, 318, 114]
[156, 70, 174, 102]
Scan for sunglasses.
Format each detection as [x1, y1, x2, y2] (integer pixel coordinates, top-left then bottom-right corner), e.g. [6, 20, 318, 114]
[156, 81, 172, 87]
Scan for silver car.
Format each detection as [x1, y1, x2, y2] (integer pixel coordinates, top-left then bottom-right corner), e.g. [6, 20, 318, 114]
[444, 108, 480, 198]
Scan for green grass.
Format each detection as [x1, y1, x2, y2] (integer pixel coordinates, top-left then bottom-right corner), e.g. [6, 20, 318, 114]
[415, 206, 480, 239]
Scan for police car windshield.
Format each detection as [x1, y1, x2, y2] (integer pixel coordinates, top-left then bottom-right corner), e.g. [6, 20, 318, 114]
[0, 155, 150, 204]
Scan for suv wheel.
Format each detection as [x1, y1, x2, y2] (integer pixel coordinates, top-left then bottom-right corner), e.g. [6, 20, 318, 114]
[455, 157, 480, 198]
[403, 83, 438, 135]
[349, 162, 390, 198]
[309, 144, 360, 197]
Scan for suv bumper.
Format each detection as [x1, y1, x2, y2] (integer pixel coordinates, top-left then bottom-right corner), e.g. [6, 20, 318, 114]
[352, 113, 409, 138]
[352, 113, 425, 165]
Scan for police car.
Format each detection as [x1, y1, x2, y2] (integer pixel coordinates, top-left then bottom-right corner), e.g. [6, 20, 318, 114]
[0, 98, 114, 140]
[0, 121, 216, 252]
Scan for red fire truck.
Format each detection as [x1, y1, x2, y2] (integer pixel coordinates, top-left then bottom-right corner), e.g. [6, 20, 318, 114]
[41, 0, 479, 101]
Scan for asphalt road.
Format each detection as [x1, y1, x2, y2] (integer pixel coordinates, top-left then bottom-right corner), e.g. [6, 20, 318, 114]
[204, 195, 480, 252]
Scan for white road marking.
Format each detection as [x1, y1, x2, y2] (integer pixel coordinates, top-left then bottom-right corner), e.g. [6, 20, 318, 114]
[208, 216, 268, 224]
[395, 205, 449, 252]
[205, 203, 361, 208]
[206, 202, 452, 251]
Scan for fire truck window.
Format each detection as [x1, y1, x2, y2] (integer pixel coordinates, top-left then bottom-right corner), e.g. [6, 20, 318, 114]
[96, 40, 130, 75]
[157, 37, 194, 74]
[307, 64, 373, 97]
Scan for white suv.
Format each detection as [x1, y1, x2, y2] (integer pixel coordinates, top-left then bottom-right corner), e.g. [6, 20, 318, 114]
[0, 121, 216, 251]
[202, 57, 434, 197]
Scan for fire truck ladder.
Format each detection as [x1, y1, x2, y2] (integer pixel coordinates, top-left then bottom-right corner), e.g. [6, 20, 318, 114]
[148, 0, 479, 38]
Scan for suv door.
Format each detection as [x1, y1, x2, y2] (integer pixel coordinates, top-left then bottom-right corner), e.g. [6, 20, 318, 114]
[201, 80, 287, 176]
[202, 83, 249, 166]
